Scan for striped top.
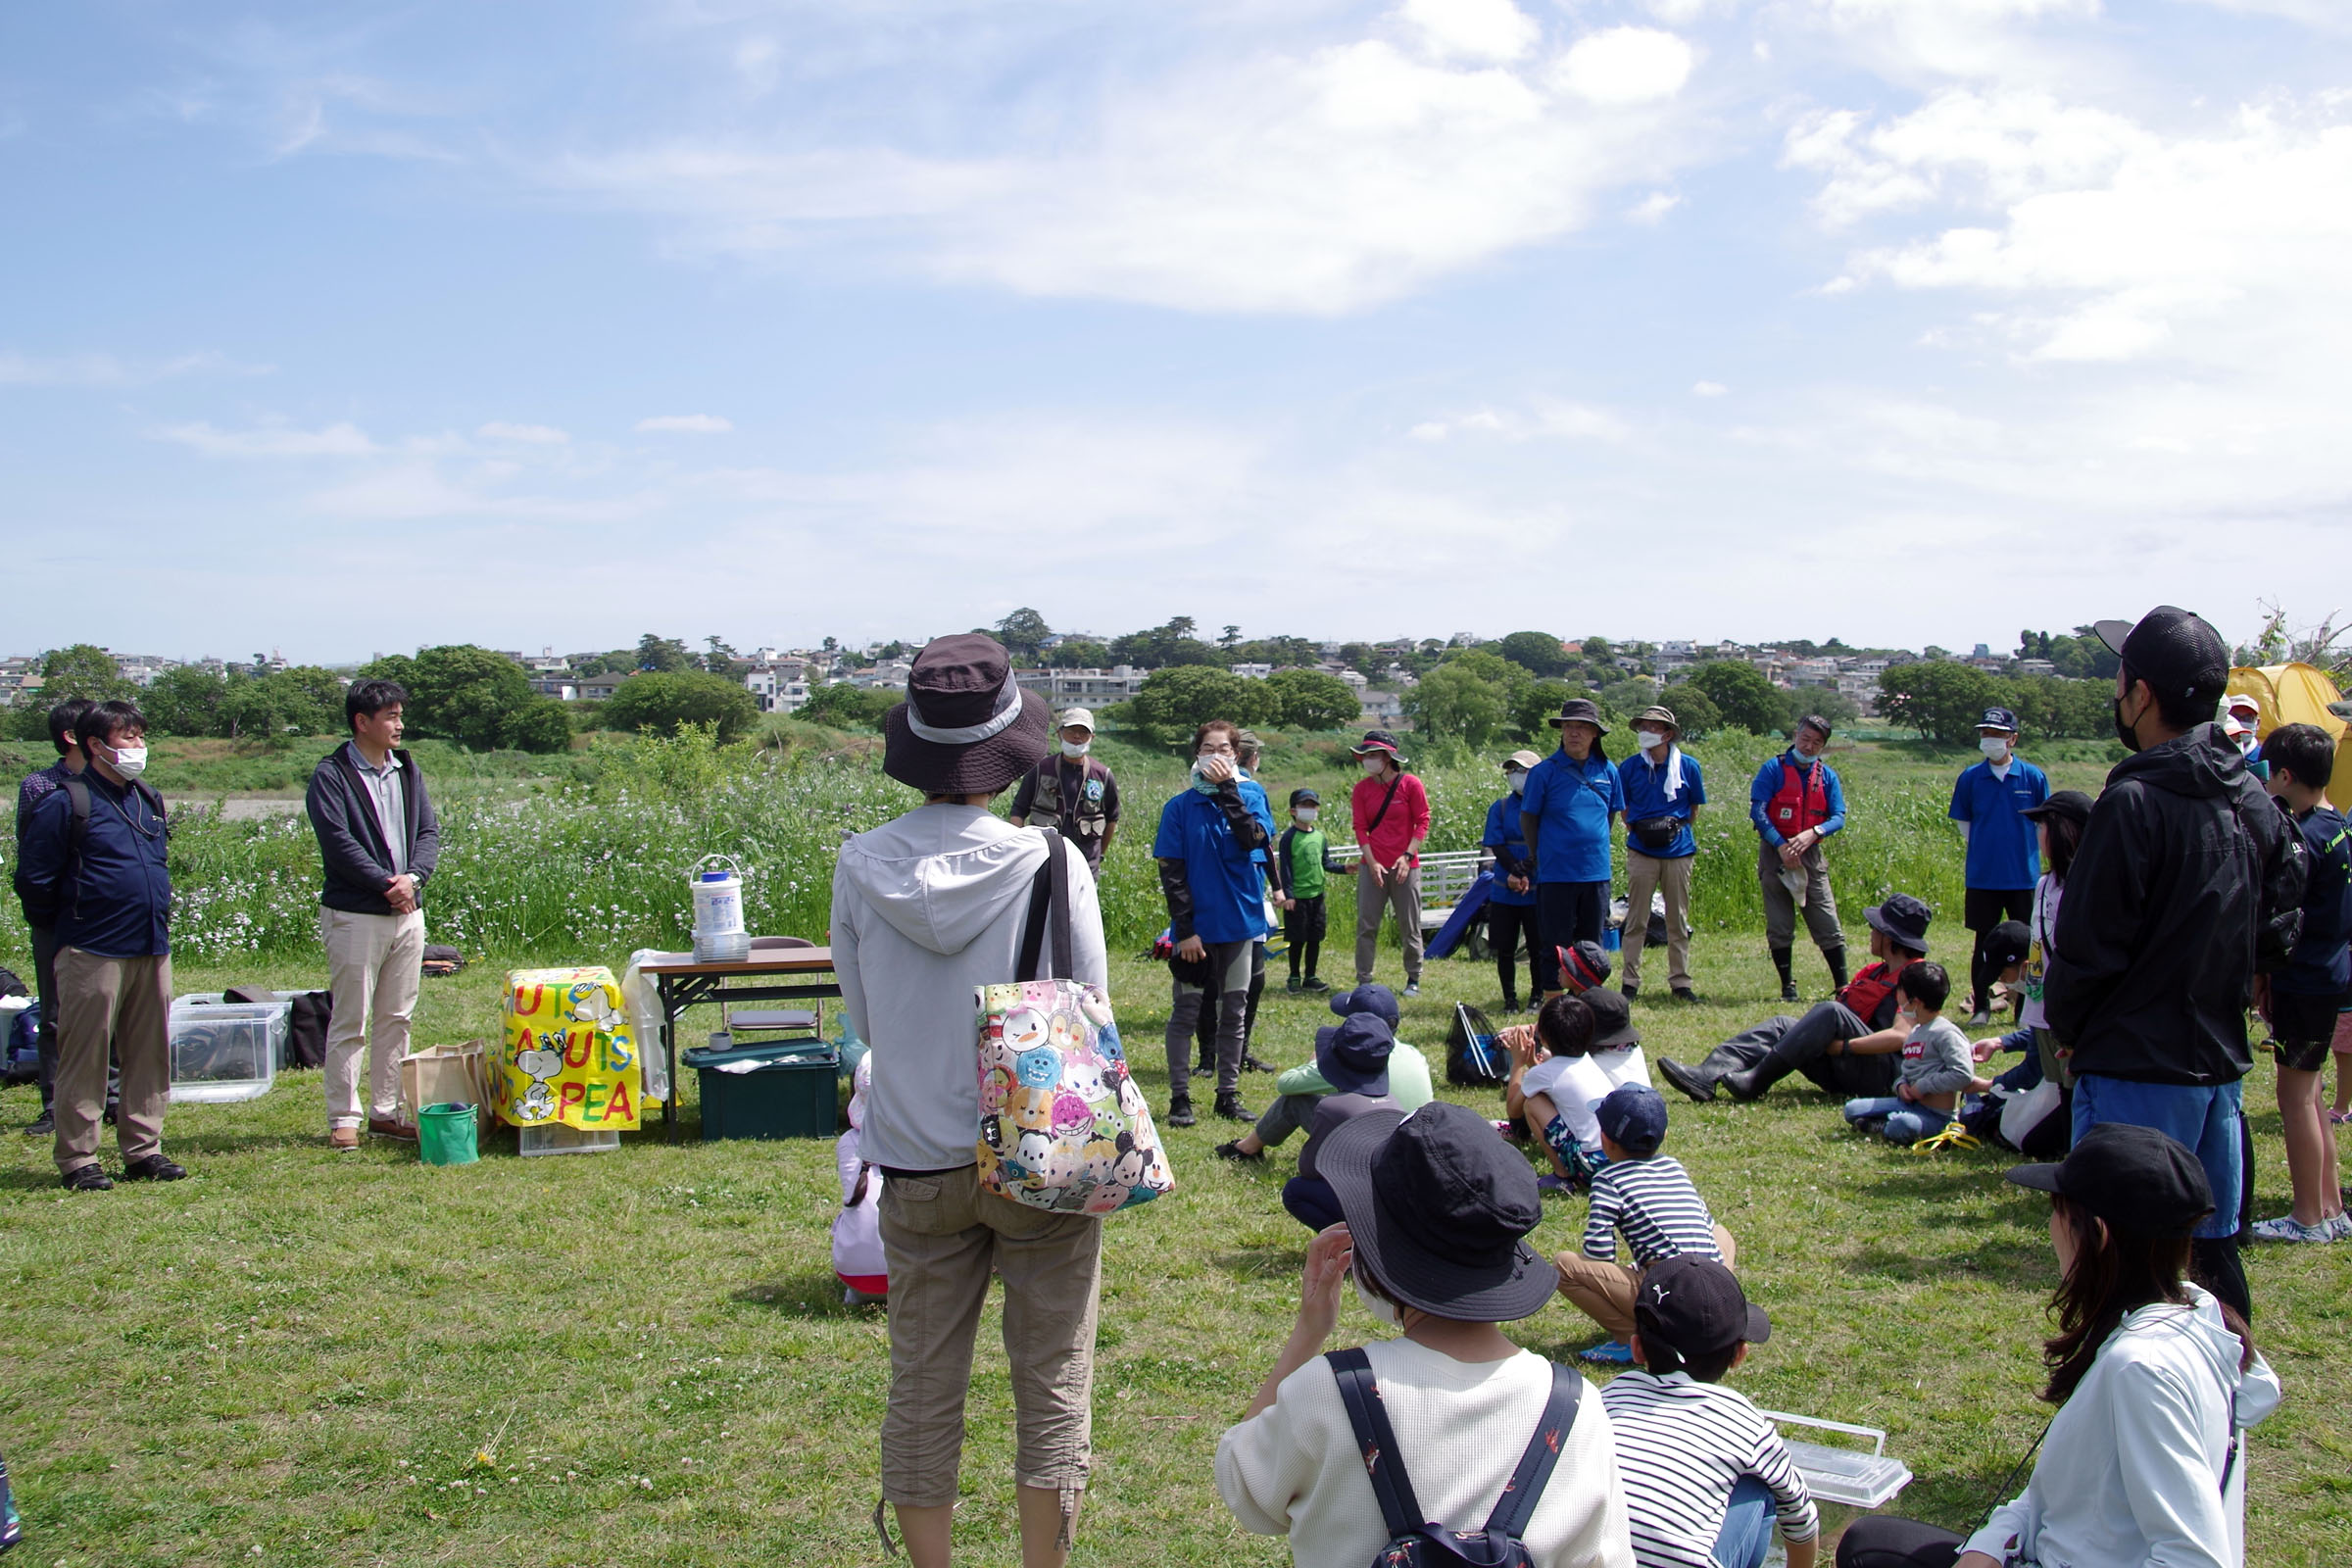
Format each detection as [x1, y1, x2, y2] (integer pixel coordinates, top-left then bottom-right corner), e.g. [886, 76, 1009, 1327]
[1582, 1155, 1719, 1268]
[1600, 1370, 1819, 1568]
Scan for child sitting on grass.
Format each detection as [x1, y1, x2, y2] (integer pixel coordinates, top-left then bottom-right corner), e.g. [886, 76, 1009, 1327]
[1501, 995, 1614, 1194]
[831, 1055, 886, 1307]
[1841, 961, 1988, 1145]
[1555, 1085, 1738, 1366]
[1603, 1255, 1818, 1568]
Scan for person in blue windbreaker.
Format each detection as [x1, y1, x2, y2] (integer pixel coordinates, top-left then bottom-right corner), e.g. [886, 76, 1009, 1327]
[1483, 750, 1545, 1013]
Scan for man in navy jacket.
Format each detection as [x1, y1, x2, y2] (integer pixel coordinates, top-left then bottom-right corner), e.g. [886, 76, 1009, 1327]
[305, 678, 441, 1149]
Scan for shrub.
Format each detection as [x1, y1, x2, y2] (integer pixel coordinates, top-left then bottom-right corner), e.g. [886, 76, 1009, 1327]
[797, 683, 898, 730]
[1262, 668, 1360, 730]
[1679, 662, 1789, 735]
[602, 671, 761, 744]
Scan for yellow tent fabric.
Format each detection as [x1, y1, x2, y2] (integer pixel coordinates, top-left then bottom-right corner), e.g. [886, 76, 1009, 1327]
[2227, 662, 2352, 809]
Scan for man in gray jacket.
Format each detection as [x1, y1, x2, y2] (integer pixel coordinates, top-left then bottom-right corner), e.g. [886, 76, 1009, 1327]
[831, 633, 1109, 1568]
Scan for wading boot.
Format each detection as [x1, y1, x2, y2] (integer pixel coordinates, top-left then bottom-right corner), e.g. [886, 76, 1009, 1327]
[1657, 1046, 1746, 1103]
[1719, 1046, 1801, 1103]
[1825, 944, 1850, 993]
[1771, 946, 1798, 1004]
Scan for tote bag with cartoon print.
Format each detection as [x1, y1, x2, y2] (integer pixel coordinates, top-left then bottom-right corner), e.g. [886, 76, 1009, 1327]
[975, 830, 1174, 1214]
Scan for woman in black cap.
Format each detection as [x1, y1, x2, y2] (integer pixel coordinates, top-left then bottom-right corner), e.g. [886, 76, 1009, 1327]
[1837, 1123, 2278, 1568]
[1215, 1102, 1633, 1567]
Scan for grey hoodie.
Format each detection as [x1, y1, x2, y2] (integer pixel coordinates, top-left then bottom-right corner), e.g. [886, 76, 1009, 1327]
[832, 804, 1108, 1172]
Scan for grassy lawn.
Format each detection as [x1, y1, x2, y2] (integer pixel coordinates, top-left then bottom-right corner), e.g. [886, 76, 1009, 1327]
[2, 931, 2346, 1568]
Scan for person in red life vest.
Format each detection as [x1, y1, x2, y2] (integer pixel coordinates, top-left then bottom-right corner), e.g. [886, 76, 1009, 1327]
[1654, 895, 1934, 1105]
[1748, 715, 1849, 1003]
[1348, 731, 1433, 998]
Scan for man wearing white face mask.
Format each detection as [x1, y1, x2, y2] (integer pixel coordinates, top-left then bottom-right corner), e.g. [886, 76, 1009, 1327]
[1947, 707, 2049, 1027]
[1010, 708, 1122, 873]
[1616, 707, 1706, 1005]
[15, 701, 183, 1191]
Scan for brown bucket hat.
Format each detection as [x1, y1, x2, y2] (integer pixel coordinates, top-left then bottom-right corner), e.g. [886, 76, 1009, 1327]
[882, 634, 1053, 795]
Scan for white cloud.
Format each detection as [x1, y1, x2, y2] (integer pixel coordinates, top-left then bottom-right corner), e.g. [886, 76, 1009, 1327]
[1692, 380, 1728, 396]
[154, 418, 378, 458]
[477, 421, 570, 444]
[734, 36, 782, 95]
[1407, 400, 1632, 443]
[1627, 190, 1682, 222]
[1551, 27, 1695, 107]
[636, 414, 735, 433]
[0, 349, 267, 386]
[1398, 0, 1541, 64]
[1789, 0, 2102, 84]
[1784, 90, 2150, 228]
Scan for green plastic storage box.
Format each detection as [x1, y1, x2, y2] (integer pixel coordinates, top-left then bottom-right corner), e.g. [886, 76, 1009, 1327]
[683, 1038, 840, 1141]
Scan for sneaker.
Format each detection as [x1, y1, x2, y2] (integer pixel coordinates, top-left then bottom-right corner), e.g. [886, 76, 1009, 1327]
[1966, 1010, 1993, 1029]
[1214, 1140, 1263, 1162]
[121, 1153, 187, 1182]
[24, 1109, 53, 1137]
[60, 1163, 113, 1192]
[842, 1285, 886, 1307]
[1241, 1054, 1275, 1073]
[1536, 1174, 1572, 1197]
[1402, 982, 1420, 998]
[1301, 977, 1331, 994]
[1671, 987, 1699, 1004]
[1214, 1096, 1255, 1122]
[2328, 1211, 2352, 1242]
[2328, 1108, 2352, 1126]
[2248, 1213, 2333, 1244]
[1578, 1340, 1635, 1366]
[1286, 976, 1302, 994]
[1779, 981, 1800, 1003]
[1166, 1098, 1196, 1128]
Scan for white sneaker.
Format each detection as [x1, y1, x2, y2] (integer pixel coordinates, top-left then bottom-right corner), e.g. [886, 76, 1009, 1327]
[2247, 1213, 2333, 1244]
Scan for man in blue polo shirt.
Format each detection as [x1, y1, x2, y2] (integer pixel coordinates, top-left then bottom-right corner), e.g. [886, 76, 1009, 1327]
[1521, 698, 1626, 996]
[1154, 718, 1277, 1127]
[1948, 706, 2050, 1025]
[1617, 705, 1706, 1004]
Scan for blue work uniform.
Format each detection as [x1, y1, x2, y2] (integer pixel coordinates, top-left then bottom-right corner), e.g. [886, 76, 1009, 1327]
[1520, 750, 1624, 884]
[1481, 797, 1536, 906]
[1617, 751, 1708, 859]
[1948, 758, 2051, 890]
[1153, 787, 1277, 946]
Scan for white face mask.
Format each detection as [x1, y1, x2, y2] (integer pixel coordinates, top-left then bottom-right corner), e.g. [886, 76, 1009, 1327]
[1980, 736, 2011, 760]
[1507, 771, 1527, 795]
[1361, 756, 1387, 776]
[1295, 806, 1319, 824]
[1061, 739, 1091, 759]
[1353, 1273, 1403, 1330]
[1638, 730, 1667, 753]
[109, 743, 149, 779]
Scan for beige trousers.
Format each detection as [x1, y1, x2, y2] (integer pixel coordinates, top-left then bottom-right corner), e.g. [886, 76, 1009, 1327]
[320, 906, 425, 1126]
[1621, 852, 1694, 991]
[877, 1164, 1103, 1508]
[1354, 862, 1425, 985]
[1555, 1225, 1739, 1341]
[54, 948, 172, 1174]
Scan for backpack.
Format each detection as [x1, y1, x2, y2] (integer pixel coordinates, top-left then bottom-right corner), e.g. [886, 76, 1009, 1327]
[11, 774, 169, 928]
[1445, 1002, 1505, 1087]
[1324, 1346, 1583, 1568]
[284, 991, 333, 1069]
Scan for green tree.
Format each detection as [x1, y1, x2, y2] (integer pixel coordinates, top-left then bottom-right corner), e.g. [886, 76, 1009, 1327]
[634, 634, 692, 673]
[39, 645, 133, 705]
[1509, 679, 1574, 741]
[798, 683, 897, 730]
[1656, 683, 1721, 737]
[995, 609, 1053, 662]
[503, 700, 578, 754]
[363, 645, 550, 752]
[1877, 661, 2006, 744]
[1049, 639, 1112, 669]
[1108, 617, 1218, 669]
[142, 665, 228, 736]
[1679, 662, 1789, 735]
[701, 636, 742, 673]
[1125, 666, 1274, 744]
[1496, 631, 1569, 679]
[1403, 664, 1508, 746]
[602, 671, 761, 744]
[1263, 668, 1360, 730]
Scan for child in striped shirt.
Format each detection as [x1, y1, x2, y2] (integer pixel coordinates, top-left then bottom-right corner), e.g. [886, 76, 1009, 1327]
[1602, 1256, 1817, 1568]
[1553, 1085, 1737, 1365]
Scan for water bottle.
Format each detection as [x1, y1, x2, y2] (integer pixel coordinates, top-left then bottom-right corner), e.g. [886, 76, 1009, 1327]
[690, 854, 750, 963]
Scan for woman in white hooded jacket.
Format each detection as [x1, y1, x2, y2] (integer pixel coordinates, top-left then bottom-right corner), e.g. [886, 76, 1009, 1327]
[1838, 1122, 2279, 1568]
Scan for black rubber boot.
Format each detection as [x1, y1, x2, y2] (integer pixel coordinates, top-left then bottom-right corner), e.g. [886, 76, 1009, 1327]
[1825, 944, 1850, 993]
[1657, 1045, 1744, 1103]
[1771, 946, 1797, 1003]
[1719, 1046, 1800, 1103]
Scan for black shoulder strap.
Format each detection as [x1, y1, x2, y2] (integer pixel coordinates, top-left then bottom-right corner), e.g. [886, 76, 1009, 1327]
[1324, 1348, 1426, 1539]
[1364, 774, 1405, 835]
[1483, 1361, 1582, 1537]
[1015, 830, 1074, 983]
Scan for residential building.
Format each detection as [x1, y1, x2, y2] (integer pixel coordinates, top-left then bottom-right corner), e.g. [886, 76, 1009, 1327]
[1012, 666, 1150, 705]
[576, 672, 629, 702]
[1359, 689, 1405, 723]
[744, 663, 810, 713]
[1230, 662, 1272, 680]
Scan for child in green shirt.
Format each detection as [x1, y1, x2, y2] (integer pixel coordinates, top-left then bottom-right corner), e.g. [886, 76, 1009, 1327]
[1273, 788, 1346, 992]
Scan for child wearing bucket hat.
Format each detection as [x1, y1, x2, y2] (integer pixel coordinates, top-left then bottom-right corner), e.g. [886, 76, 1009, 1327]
[1836, 1124, 2278, 1568]
[1216, 1102, 1634, 1567]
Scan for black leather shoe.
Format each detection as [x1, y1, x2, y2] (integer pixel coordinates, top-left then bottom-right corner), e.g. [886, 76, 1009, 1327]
[1166, 1098, 1196, 1128]
[1241, 1054, 1274, 1073]
[121, 1154, 187, 1182]
[61, 1164, 113, 1192]
[24, 1109, 54, 1136]
[1672, 987, 1700, 1004]
[1214, 1096, 1255, 1122]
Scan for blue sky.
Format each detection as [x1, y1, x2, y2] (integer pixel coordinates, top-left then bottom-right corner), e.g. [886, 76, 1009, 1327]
[5, 0, 2348, 664]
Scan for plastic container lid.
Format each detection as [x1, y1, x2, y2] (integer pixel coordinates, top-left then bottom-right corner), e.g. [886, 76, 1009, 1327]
[683, 1039, 838, 1073]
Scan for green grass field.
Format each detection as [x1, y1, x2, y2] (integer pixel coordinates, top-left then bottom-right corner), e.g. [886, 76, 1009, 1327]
[2, 927, 2346, 1567]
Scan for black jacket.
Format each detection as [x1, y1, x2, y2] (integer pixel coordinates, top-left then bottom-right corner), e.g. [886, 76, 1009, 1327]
[2045, 723, 2305, 1085]
[305, 744, 441, 915]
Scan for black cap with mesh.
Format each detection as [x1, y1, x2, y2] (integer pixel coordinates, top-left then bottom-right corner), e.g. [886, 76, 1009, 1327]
[2094, 606, 2228, 707]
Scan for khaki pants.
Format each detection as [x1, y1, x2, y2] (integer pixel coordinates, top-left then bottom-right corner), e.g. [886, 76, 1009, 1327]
[1555, 1225, 1738, 1341]
[54, 948, 172, 1175]
[877, 1164, 1103, 1508]
[1758, 842, 1842, 952]
[1354, 862, 1424, 985]
[1622, 852, 1694, 991]
[320, 906, 425, 1127]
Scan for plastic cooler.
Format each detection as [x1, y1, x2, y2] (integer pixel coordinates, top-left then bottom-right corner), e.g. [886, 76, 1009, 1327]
[683, 1037, 839, 1141]
[169, 994, 291, 1103]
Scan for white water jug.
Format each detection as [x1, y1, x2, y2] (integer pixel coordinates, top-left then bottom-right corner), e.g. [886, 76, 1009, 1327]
[690, 854, 750, 962]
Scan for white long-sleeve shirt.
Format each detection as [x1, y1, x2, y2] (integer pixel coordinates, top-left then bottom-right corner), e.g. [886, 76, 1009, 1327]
[1216, 1338, 1634, 1568]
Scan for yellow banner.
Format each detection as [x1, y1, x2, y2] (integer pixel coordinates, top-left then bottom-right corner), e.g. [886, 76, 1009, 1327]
[496, 967, 643, 1131]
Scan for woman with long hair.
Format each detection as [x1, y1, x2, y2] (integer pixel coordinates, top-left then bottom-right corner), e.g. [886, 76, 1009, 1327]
[1837, 1122, 2279, 1567]
[2017, 790, 2091, 1102]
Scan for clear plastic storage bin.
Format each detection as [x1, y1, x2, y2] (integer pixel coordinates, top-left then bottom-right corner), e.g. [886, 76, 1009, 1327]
[169, 994, 291, 1103]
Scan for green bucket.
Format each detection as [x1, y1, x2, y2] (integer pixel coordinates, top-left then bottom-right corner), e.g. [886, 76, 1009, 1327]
[417, 1102, 480, 1166]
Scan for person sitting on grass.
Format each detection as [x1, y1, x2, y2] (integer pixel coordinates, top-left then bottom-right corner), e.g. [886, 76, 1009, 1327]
[1836, 1124, 2278, 1568]
[1232, 1012, 1400, 1234]
[1216, 985, 1432, 1166]
[1656, 895, 1934, 1105]
[1501, 994, 1613, 1195]
[2249, 722, 2352, 1244]
[1216, 1101, 1635, 1568]
[1604, 1255, 1819, 1568]
[1841, 962, 1990, 1146]
[1554, 1085, 1738, 1367]
[1583, 986, 1651, 1092]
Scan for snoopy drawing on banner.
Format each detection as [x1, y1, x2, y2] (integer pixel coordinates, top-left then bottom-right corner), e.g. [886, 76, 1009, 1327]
[514, 1035, 563, 1121]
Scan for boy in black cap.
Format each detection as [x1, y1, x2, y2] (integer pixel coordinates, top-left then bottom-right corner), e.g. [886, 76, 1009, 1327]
[1216, 1101, 1631, 1565]
[1603, 1255, 1817, 1568]
[1555, 1084, 1737, 1366]
[1272, 787, 1345, 994]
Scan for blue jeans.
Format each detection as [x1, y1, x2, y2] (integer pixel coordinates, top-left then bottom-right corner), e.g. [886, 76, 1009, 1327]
[1843, 1095, 1953, 1145]
[2074, 1074, 2243, 1239]
[1283, 1176, 1345, 1233]
[1712, 1474, 1774, 1568]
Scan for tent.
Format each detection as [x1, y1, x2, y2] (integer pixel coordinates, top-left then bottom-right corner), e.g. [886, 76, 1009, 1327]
[2227, 662, 2352, 809]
